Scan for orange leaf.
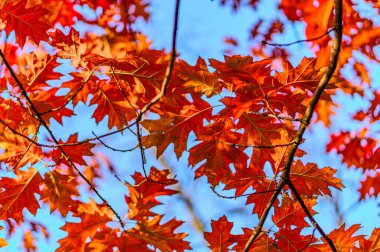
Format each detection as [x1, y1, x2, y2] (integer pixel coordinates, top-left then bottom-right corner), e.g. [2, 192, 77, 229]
[40, 170, 79, 216]
[290, 160, 344, 197]
[355, 227, 380, 251]
[0, 168, 43, 222]
[314, 224, 364, 251]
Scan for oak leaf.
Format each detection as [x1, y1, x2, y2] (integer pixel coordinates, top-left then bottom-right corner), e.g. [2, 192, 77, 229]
[289, 160, 343, 197]
[204, 215, 234, 252]
[51, 133, 95, 166]
[0, 168, 43, 222]
[0, 1, 50, 46]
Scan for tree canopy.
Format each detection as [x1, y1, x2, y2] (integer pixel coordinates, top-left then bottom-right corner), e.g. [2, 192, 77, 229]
[0, 0, 379, 251]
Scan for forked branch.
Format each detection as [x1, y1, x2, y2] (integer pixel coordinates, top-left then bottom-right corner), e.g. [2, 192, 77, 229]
[243, 0, 342, 251]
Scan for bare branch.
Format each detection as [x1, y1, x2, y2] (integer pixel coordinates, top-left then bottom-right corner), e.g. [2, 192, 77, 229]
[262, 29, 334, 47]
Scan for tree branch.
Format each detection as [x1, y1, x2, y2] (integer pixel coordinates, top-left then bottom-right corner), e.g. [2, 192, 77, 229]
[0, 49, 126, 230]
[243, 0, 342, 250]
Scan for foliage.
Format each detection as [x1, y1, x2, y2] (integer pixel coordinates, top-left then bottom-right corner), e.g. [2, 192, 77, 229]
[0, 0, 379, 251]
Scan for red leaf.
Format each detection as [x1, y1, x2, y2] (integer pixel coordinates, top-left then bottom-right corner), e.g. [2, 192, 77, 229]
[289, 160, 344, 197]
[57, 211, 111, 252]
[0, 168, 43, 222]
[51, 133, 95, 165]
[272, 194, 317, 229]
[126, 167, 177, 220]
[359, 173, 380, 200]
[232, 229, 278, 251]
[1, 1, 50, 46]
[204, 215, 234, 252]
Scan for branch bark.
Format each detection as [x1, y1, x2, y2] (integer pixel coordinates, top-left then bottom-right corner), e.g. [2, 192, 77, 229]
[243, 0, 342, 250]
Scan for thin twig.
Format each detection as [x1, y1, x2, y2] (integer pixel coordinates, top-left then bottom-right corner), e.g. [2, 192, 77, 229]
[262, 29, 334, 47]
[217, 140, 295, 149]
[210, 186, 278, 199]
[92, 132, 139, 152]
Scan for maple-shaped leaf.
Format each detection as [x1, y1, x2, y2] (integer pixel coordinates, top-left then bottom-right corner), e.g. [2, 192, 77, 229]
[178, 57, 221, 97]
[51, 133, 95, 166]
[89, 78, 137, 130]
[130, 215, 191, 252]
[313, 224, 364, 251]
[0, 1, 50, 46]
[40, 170, 79, 217]
[204, 215, 234, 252]
[354, 227, 380, 251]
[141, 96, 212, 159]
[30, 88, 74, 125]
[275, 228, 319, 252]
[189, 118, 249, 187]
[17, 53, 62, 92]
[87, 227, 149, 252]
[272, 194, 317, 229]
[48, 28, 86, 67]
[223, 163, 267, 197]
[57, 211, 111, 252]
[0, 168, 43, 222]
[232, 229, 278, 252]
[359, 173, 380, 200]
[245, 177, 279, 216]
[237, 113, 282, 169]
[276, 58, 334, 96]
[126, 167, 178, 220]
[289, 160, 344, 197]
[0, 129, 43, 170]
[326, 131, 380, 170]
[0, 98, 39, 134]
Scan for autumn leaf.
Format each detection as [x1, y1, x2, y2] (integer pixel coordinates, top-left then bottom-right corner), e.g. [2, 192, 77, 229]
[141, 96, 213, 158]
[0, 238, 8, 248]
[359, 173, 380, 200]
[355, 227, 380, 252]
[314, 224, 364, 251]
[189, 118, 249, 187]
[0, 130, 43, 170]
[0, 1, 50, 46]
[275, 228, 319, 252]
[23, 231, 36, 252]
[272, 194, 317, 229]
[131, 215, 191, 252]
[204, 215, 234, 252]
[0, 168, 43, 222]
[51, 133, 95, 166]
[40, 170, 79, 216]
[232, 229, 278, 252]
[57, 211, 112, 252]
[126, 167, 178, 220]
[289, 160, 344, 197]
